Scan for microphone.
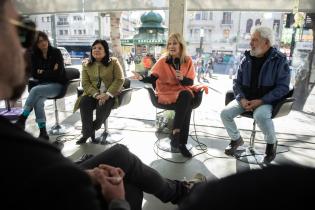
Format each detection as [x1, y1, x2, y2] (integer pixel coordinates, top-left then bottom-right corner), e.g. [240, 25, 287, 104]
[173, 57, 180, 71]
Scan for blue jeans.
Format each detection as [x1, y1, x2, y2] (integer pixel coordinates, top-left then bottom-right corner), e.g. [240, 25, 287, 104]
[24, 83, 63, 123]
[220, 99, 277, 144]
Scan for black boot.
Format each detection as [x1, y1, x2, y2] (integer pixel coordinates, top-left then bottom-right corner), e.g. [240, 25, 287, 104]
[224, 137, 244, 156]
[76, 133, 97, 145]
[38, 128, 49, 141]
[76, 136, 88, 144]
[15, 115, 27, 130]
[178, 144, 192, 158]
[169, 132, 180, 153]
[90, 132, 99, 144]
[263, 142, 277, 163]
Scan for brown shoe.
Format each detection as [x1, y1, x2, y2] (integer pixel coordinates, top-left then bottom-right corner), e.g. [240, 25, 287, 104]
[224, 137, 244, 156]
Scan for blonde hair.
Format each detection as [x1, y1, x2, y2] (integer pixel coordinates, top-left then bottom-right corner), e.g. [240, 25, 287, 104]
[166, 33, 188, 63]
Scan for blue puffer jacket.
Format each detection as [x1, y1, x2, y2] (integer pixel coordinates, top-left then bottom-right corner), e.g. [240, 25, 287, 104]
[233, 47, 290, 105]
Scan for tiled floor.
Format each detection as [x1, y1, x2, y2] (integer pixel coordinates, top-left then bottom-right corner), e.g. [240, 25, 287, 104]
[3, 69, 315, 210]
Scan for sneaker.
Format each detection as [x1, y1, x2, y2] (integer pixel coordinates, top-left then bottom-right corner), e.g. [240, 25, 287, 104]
[176, 173, 207, 204]
[74, 154, 94, 164]
[224, 137, 244, 156]
[184, 173, 207, 190]
[178, 144, 192, 158]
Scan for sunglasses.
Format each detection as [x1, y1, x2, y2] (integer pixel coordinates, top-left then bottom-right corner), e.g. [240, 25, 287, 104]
[1, 16, 36, 49]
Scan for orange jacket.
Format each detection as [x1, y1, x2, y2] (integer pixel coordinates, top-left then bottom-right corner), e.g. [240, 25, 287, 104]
[151, 56, 196, 104]
[143, 56, 152, 69]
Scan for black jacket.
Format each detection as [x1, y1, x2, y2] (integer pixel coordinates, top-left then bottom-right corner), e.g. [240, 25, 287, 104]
[31, 46, 66, 84]
[1, 116, 102, 210]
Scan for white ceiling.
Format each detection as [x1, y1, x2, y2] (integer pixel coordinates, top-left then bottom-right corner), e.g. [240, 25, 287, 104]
[14, 0, 315, 14]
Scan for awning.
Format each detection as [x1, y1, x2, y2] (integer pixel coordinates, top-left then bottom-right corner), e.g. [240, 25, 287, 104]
[121, 39, 166, 46]
[14, 0, 315, 14]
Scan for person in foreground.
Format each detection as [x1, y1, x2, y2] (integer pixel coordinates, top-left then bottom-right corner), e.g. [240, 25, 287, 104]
[74, 39, 124, 144]
[15, 31, 66, 141]
[1, 3, 201, 209]
[220, 26, 291, 163]
[132, 33, 196, 158]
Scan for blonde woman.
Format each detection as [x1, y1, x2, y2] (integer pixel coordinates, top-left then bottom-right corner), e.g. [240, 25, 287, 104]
[133, 33, 196, 158]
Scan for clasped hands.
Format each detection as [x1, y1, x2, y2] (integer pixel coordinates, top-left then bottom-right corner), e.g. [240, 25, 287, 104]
[86, 164, 125, 202]
[240, 98, 263, 111]
[96, 93, 110, 106]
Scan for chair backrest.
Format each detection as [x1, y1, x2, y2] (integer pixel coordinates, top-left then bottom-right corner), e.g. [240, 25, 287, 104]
[53, 67, 80, 99]
[115, 78, 133, 108]
[224, 89, 295, 119]
[145, 85, 203, 110]
[117, 88, 133, 107]
[271, 89, 295, 118]
[28, 67, 80, 100]
[77, 78, 133, 108]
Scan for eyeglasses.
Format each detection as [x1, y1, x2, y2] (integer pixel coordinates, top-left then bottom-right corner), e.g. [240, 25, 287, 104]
[1, 16, 36, 49]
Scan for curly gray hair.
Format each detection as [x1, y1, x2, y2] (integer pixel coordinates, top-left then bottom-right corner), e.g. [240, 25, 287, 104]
[251, 26, 274, 46]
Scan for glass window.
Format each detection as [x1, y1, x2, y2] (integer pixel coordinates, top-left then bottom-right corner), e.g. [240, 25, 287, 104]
[246, 19, 253, 33]
[223, 12, 232, 24]
[202, 12, 208, 20]
[195, 12, 201, 20]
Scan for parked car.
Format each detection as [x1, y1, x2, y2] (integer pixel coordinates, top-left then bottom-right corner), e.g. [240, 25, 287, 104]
[57, 47, 72, 65]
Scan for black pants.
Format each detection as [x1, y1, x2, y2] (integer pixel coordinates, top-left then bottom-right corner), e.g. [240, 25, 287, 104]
[79, 95, 115, 138]
[79, 144, 184, 210]
[173, 90, 193, 144]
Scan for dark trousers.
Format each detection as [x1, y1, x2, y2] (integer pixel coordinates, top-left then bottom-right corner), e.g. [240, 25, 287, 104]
[79, 95, 115, 138]
[79, 144, 184, 210]
[173, 90, 193, 144]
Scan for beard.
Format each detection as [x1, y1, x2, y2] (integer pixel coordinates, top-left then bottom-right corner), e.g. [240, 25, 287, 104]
[250, 47, 264, 57]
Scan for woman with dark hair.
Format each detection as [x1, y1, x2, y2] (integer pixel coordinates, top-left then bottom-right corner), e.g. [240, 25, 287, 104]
[74, 39, 124, 144]
[15, 31, 65, 140]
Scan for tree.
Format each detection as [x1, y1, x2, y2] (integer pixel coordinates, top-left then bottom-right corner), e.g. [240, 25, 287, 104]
[292, 13, 315, 110]
[109, 11, 127, 77]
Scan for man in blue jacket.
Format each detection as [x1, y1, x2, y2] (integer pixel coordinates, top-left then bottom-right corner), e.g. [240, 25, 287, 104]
[220, 26, 290, 163]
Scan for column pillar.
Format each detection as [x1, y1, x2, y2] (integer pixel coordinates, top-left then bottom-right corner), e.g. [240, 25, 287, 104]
[168, 0, 186, 36]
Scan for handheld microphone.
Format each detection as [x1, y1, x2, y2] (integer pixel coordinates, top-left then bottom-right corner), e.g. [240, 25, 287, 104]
[174, 57, 180, 71]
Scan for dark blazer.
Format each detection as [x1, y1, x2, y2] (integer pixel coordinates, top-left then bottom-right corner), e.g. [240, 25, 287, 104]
[1, 116, 102, 210]
[31, 46, 66, 84]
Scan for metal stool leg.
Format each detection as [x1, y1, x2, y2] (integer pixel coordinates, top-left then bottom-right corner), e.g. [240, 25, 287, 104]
[99, 118, 124, 145]
[49, 99, 69, 135]
[236, 120, 264, 164]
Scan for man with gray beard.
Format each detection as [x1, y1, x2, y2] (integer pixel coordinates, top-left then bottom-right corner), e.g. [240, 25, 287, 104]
[220, 26, 291, 163]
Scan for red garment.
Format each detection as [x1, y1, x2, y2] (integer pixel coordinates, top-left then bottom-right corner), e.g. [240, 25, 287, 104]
[143, 56, 152, 69]
[151, 56, 196, 104]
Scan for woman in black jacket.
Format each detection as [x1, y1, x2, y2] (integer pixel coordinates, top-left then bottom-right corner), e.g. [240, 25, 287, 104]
[15, 31, 66, 140]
